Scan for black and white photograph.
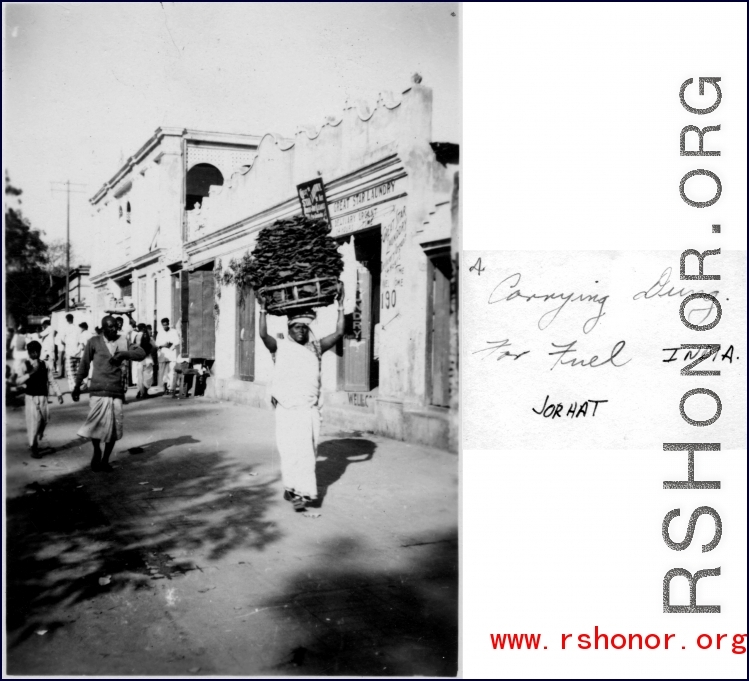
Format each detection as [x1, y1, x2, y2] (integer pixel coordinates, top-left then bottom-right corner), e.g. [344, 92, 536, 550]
[6, 3, 747, 680]
[3, 3, 459, 676]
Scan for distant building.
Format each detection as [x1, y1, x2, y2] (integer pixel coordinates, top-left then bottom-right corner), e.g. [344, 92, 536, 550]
[88, 128, 262, 333]
[48, 265, 93, 332]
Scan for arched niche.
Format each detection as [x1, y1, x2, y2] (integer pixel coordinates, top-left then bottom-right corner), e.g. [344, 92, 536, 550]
[186, 163, 224, 211]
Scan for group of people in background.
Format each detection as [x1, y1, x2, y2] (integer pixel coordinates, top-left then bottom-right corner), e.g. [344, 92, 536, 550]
[7, 314, 181, 397]
[109, 315, 179, 400]
[8, 314, 94, 391]
[6, 314, 182, 460]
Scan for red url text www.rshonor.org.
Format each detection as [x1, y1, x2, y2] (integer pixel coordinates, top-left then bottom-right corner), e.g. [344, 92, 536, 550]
[490, 629, 747, 653]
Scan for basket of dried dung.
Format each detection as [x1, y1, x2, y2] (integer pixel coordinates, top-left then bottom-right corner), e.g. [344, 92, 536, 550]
[224, 215, 343, 315]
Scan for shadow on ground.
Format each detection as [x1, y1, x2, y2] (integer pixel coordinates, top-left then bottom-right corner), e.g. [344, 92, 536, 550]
[313, 438, 376, 507]
[264, 532, 459, 677]
[6, 407, 456, 677]
[5, 435, 281, 650]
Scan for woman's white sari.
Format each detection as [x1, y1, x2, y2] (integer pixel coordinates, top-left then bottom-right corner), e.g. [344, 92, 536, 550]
[271, 339, 322, 499]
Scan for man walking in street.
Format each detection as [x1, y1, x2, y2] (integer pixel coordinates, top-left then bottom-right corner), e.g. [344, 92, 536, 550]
[54, 325, 65, 375]
[71, 315, 146, 471]
[157, 317, 180, 394]
[115, 314, 138, 401]
[60, 313, 80, 389]
[39, 319, 57, 368]
[146, 324, 159, 385]
[258, 284, 344, 513]
[133, 323, 155, 398]
[78, 321, 93, 346]
[6, 326, 15, 359]
[14, 340, 64, 458]
[78, 322, 94, 390]
[11, 324, 28, 377]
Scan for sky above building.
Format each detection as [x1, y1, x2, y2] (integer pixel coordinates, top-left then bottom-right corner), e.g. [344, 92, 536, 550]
[3, 2, 459, 260]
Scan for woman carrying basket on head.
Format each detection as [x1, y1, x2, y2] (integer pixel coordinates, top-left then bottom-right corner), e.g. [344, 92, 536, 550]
[258, 283, 345, 513]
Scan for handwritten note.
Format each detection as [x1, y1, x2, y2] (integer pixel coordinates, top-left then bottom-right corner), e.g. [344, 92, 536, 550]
[464, 251, 747, 449]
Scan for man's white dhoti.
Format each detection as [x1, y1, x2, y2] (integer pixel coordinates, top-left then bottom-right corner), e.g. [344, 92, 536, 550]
[66, 354, 81, 392]
[77, 395, 123, 442]
[25, 395, 49, 448]
[271, 339, 323, 500]
[159, 360, 176, 390]
[138, 358, 154, 393]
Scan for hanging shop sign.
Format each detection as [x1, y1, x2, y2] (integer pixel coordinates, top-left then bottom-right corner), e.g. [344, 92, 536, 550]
[351, 268, 363, 341]
[297, 178, 331, 223]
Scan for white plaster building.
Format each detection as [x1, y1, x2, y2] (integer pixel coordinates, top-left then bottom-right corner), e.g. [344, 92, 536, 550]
[183, 81, 459, 450]
[89, 128, 261, 337]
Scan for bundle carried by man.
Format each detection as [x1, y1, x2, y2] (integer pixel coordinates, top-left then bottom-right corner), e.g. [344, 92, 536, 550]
[225, 215, 343, 315]
[104, 295, 136, 315]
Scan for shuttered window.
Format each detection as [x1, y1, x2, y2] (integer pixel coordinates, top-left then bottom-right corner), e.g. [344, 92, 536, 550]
[172, 271, 185, 352]
[235, 286, 255, 381]
[120, 280, 133, 298]
[187, 268, 216, 359]
[427, 255, 452, 407]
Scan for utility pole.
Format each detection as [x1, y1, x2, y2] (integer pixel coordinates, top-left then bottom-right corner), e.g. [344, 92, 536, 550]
[50, 181, 87, 311]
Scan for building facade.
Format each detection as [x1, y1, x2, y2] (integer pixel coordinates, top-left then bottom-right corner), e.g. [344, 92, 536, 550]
[49, 265, 93, 333]
[88, 128, 261, 339]
[182, 81, 459, 450]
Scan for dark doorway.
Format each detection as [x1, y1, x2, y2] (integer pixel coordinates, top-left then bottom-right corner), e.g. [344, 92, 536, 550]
[118, 277, 133, 300]
[341, 228, 381, 392]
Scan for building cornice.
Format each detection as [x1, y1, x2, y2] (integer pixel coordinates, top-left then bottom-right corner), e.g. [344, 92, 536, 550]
[90, 248, 164, 284]
[90, 127, 262, 206]
[184, 130, 263, 146]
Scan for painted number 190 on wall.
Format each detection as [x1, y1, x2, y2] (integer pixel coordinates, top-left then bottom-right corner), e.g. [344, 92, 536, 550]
[381, 290, 397, 310]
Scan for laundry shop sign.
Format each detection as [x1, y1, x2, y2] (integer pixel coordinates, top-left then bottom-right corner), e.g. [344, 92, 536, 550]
[329, 179, 403, 237]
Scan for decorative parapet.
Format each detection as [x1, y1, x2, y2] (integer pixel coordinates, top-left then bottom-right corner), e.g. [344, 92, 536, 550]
[194, 75, 431, 238]
[292, 90, 402, 142]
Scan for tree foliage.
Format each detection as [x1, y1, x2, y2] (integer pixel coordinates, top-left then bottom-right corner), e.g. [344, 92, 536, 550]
[44, 239, 74, 281]
[4, 172, 54, 325]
